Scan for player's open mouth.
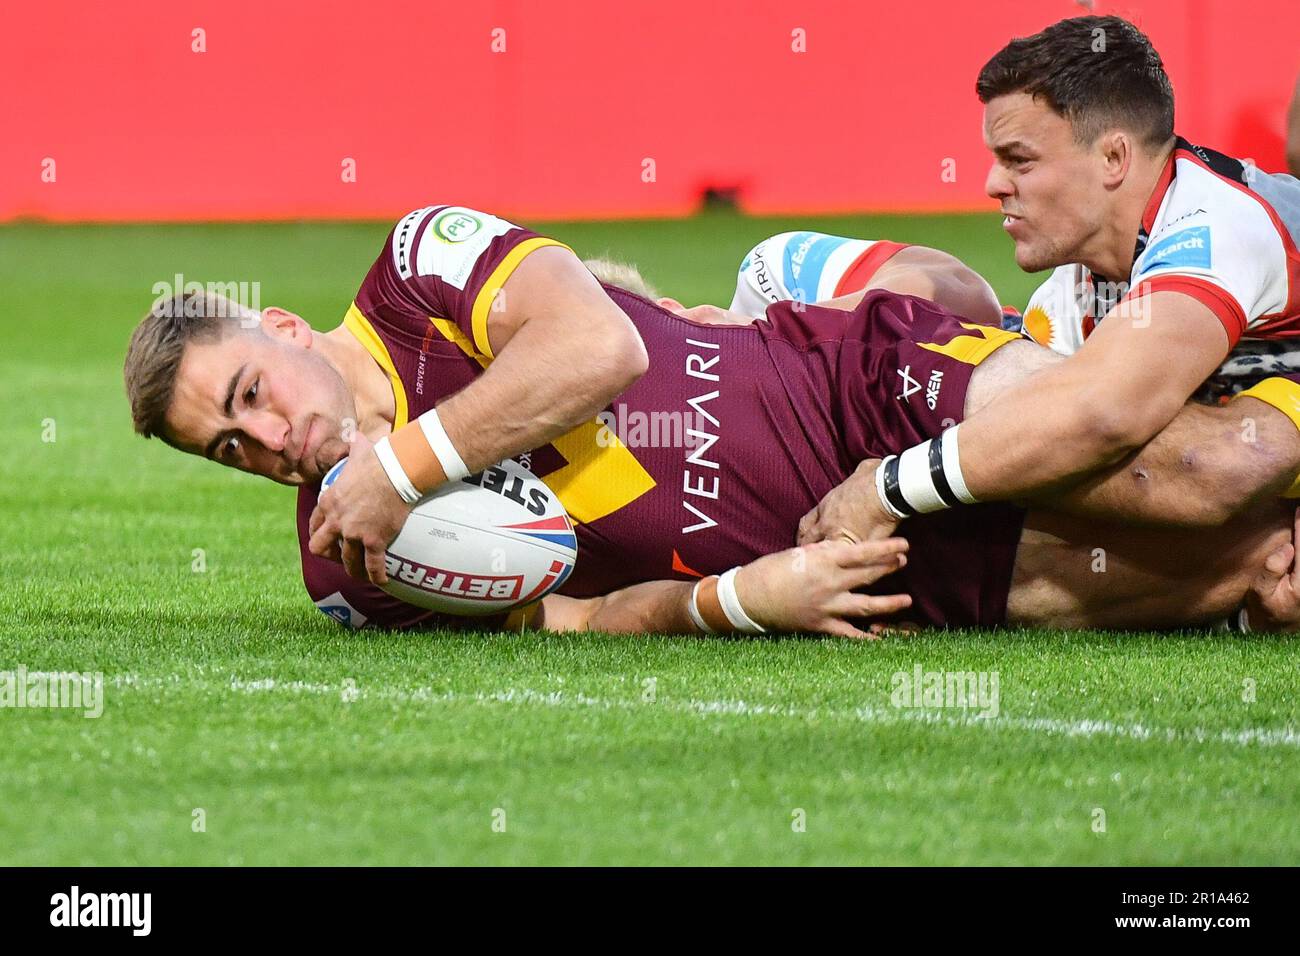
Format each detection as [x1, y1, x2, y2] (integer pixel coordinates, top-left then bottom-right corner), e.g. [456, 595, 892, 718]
[1002, 213, 1025, 235]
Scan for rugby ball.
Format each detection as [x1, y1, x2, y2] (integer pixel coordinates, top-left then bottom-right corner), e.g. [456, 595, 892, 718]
[321, 457, 577, 616]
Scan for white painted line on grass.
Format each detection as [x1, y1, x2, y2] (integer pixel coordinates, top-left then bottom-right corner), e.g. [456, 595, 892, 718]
[106, 673, 1300, 750]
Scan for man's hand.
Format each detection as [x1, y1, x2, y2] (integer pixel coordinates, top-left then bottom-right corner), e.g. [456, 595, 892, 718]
[1244, 508, 1300, 631]
[307, 432, 413, 585]
[735, 537, 912, 639]
[797, 459, 900, 545]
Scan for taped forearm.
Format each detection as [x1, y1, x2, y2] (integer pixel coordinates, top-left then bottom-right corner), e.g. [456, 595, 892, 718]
[377, 318, 644, 498]
[376, 408, 469, 502]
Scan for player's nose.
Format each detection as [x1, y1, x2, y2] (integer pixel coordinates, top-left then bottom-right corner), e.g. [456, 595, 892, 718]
[244, 410, 290, 453]
[985, 163, 1013, 201]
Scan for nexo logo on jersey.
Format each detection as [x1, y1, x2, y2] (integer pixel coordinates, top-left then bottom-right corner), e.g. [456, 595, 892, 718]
[926, 370, 944, 410]
[1143, 226, 1212, 272]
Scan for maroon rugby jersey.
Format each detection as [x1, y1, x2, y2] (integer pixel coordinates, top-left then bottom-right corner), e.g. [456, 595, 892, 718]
[299, 205, 1025, 631]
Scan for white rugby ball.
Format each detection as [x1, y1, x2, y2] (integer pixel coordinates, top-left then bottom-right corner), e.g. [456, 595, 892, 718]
[321, 457, 578, 616]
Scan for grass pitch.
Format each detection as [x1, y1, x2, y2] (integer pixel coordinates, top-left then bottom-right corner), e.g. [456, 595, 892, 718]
[1, 212, 1298, 865]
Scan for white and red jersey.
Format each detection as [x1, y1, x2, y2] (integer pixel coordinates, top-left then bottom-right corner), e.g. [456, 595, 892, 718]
[729, 231, 909, 317]
[1021, 137, 1300, 399]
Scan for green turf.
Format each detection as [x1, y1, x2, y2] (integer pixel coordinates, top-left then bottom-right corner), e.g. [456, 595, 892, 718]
[1, 211, 1297, 865]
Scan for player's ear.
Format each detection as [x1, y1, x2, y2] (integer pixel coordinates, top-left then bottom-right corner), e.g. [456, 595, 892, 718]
[258, 307, 312, 346]
[1098, 130, 1132, 188]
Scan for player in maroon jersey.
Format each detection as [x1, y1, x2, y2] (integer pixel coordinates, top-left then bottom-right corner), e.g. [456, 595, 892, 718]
[124, 206, 1300, 635]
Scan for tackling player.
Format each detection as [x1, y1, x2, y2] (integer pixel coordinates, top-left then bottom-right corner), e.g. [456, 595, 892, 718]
[124, 205, 1300, 634]
[802, 15, 1300, 564]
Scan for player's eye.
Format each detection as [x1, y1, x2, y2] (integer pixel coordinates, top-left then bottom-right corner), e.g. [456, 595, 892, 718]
[244, 379, 259, 406]
[221, 435, 241, 461]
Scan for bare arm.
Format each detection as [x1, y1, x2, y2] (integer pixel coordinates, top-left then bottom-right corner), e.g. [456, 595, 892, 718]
[538, 584, 696, 634]
[437, 246, 648, 474]
[815, 246, 1004, 326]
[1041, 396, 1300, 526]
[537, 539, 913, 639]
[955, 292, 1229, 501]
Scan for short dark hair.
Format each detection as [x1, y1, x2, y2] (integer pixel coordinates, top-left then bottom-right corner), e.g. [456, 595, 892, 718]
[976, 15, 1175, 149]
[124, 291, 257, 443]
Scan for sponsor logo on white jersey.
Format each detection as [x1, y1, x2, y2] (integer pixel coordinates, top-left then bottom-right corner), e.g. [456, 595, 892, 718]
[415, 206, 517, 290]
[392, 205, 436, 280]
[788, 233, 817, 282]
[432, 208, 483, 243]
[1142, 225, 1212, 271]
[746, 240, 776, 301]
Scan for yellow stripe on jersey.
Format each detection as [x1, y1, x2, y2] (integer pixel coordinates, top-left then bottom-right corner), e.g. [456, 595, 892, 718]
[1236, 377, 1300, 497]
[470, 237, 573, 359]
[424, 305, 657, 525]
[545, 421, 657, 524]
[430, 316, 489, 368]
[917, 322, 1021, 366]
[343, 303, 409, 429]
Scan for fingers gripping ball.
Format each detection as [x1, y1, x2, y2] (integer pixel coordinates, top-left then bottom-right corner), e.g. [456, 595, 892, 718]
[321, 457, 578, 616]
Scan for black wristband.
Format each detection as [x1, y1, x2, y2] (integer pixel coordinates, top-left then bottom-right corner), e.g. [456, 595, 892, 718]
[927, 436, 960, 508]
[881, 455, 916, 517]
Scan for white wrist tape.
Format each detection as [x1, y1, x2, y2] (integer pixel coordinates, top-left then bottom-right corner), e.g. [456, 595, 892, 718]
[716, 567, 767, 633]
[687, 578, 714, 634]
[417, 407, 471, 482]
[939, 424, 974, 504]
[374, 436, 422, 504]
[897, 442, 948, 513]
[877, 426, 977, 517]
